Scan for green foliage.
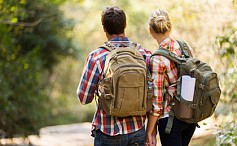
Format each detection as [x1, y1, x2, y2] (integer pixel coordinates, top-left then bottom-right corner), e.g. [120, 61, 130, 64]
[0, 49, 48, 137]
[44, 57, 96, 126]
[215, 23, 237, 145]
[216, 25, 237, 102]
[216, 26, 237, 58]
[215, 120, 237, 145]
[0, 0, 78, 137]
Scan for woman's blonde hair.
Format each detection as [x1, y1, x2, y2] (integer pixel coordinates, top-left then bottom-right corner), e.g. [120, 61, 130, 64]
[149, 9, 172, 34]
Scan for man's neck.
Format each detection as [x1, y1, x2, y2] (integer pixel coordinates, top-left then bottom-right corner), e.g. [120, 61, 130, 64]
[106, 33, 125, 41]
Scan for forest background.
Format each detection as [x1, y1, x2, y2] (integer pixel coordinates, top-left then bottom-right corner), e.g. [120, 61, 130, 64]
[0, 0, 237, 145]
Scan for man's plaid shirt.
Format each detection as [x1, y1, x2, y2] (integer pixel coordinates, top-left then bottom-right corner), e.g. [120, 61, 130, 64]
[150, 37, 182, 119]
[77, 36, 151, 136]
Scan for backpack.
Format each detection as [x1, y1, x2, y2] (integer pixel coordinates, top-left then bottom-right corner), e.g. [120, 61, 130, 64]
[151, 40, 221, 133]
[97, 42, 154, 117]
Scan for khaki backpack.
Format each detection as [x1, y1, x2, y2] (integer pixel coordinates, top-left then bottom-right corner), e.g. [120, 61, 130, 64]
[97, 42, 153, 117]
[151, 40, 221, 133]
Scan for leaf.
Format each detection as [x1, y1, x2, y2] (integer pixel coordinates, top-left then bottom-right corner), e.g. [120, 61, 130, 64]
[11, 17, 18, 23]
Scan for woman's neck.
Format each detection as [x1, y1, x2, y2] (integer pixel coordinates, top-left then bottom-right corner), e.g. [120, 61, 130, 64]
[155, 33, 170, 45]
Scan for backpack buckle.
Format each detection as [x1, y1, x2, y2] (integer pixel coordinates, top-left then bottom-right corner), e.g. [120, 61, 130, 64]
[199, 84, 205, 90]
[104, 94, 114, 99]
[190, 103, 197, 109]
[105, 42, 116, 50]
[170, 52, 176, 58]
[190, 68, 195, 73]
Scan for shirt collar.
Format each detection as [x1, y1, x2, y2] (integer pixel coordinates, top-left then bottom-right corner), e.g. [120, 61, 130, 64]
[160, 37, 172, 48]
[109, 36, 130, 47]
[110, 36, 129, 42]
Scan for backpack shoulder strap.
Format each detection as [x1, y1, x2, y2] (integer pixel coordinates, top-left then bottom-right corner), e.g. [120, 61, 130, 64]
[130, 42, 141, 50]
[100, 44, 113, 52]
[151, 48, 184, 64]
[165, 108, 175, 134]
[176, 40, 193, 58]
[100, 42, 117, 52]
[129, 42, 144, 56]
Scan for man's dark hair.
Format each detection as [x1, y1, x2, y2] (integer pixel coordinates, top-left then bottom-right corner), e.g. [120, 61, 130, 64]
[101, 6, 126, 35]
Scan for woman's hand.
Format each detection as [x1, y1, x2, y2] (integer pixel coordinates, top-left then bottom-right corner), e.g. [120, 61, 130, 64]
[145, 133, 152, 146]
[146, 127, 157, 146]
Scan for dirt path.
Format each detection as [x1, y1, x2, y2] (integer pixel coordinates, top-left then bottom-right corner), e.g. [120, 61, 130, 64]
[1, 117, 217, 146]
[30, 118, 216, 146]
[30, 122, 94, 146]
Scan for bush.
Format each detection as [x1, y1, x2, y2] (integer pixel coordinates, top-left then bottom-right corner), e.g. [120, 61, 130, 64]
[0, 0, 77, 137]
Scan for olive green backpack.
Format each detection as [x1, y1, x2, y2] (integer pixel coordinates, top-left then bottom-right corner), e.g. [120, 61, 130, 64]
[151, 40, 221, 133]
[97, 42, 153, 117]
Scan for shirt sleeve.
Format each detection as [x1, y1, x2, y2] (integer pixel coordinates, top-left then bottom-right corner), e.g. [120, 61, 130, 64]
[138, 47, 152, 69]
[150, 56, 166, 117]
[76, 52, 103, 104]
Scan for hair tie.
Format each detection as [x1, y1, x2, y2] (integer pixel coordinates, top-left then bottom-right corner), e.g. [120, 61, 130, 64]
[156, 16, 165, 21]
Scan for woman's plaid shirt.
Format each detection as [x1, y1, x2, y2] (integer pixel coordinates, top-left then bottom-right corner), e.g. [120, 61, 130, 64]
[150, 37, 182, 119]
[77, 37, 151, 136]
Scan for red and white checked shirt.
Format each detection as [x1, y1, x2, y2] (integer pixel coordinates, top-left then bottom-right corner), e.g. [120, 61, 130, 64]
[150, 37, 182, 119]
[77, 36, 151, 136]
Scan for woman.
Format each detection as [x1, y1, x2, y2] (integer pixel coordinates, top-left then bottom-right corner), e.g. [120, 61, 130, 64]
[146, 9, 196, 146]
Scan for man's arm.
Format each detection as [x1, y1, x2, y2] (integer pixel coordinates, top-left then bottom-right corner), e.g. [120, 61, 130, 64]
[76, 52, 103, 104]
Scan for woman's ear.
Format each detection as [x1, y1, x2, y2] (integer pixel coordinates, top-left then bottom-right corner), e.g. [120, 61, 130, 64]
[149, 27, 155, 38]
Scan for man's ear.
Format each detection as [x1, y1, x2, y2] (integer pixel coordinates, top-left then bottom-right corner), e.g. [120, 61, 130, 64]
[103, 27, 107, 32]
[124, 23, 127, 29]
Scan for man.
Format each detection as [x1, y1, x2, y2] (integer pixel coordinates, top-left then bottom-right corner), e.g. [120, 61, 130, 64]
[77, 6, 151, 146]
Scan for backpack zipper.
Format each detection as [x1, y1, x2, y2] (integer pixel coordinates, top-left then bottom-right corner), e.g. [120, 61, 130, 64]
[114, 64, 146, 73]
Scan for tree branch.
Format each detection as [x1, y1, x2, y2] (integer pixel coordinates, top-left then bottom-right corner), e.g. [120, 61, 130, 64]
[0, 18, 43, 27]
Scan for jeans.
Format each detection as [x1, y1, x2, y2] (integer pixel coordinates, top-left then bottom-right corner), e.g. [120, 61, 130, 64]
[158, 117, 197, 146]
[94, 126, 145, 146]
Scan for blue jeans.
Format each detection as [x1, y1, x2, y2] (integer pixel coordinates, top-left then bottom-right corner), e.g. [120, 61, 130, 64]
[158, 117, 197, 146]
[94, 126, 145, 146]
